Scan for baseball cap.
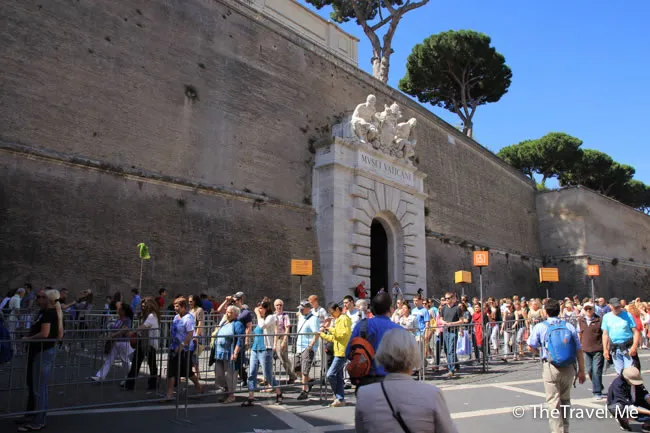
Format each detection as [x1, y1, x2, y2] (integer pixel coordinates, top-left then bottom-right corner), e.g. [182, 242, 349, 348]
[232, 291, 244, 299]
[623, 366, 643, 385]
[583, 302, 594, 309]
[609, 297, 621, 307]
[297, 300, 311, 309]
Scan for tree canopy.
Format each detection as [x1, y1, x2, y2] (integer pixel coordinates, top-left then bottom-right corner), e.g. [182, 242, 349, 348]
[304, 0, 430, 83]
[398, 30, 512, 138]
[498, 134, 650, 214]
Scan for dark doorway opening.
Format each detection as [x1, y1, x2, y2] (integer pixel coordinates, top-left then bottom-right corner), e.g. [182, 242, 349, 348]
[370, 219, 389, 298]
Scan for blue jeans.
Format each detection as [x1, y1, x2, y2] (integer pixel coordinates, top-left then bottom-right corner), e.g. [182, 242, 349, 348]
[247, 349, 276, 390]
[584, 351, 604, 394]
[612, 347, 633, 374]
[444, 332, 458, 372]
[26, 348, 56, 425]
[327, 356, 346, 401]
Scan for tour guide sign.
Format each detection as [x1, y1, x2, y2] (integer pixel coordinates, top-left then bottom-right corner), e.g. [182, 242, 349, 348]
[358, 150, 415, 188]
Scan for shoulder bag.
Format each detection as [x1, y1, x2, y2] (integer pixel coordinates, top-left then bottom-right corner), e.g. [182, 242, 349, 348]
[380, 381, 413, 433]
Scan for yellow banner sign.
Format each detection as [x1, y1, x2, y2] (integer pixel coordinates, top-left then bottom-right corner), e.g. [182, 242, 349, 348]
[291, 260, 312, 276]
[455, 271, 472, 284]
[539, 268, 559, 282]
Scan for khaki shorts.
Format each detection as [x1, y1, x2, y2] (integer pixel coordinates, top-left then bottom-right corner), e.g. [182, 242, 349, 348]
[294, 348, 315, 376]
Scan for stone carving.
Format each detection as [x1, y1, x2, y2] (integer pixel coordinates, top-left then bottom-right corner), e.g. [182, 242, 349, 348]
[346, 95, 417, 165]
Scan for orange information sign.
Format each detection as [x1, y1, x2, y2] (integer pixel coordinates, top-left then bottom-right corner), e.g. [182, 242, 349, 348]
[291, 260, 313, 276]
[473, 251, 489, 267]
[455, 271, 472, 284]
[539, 268, 559, 282]
[587, 264, 600, 277]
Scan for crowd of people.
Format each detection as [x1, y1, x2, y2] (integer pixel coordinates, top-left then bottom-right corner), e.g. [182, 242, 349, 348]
[3, 282, 650, 432]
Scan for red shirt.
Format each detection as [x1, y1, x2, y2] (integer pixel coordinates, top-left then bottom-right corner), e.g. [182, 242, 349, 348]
[633, 314, 643, 331]
[155, 296, 165, 308]
[355, 284, 367, 299]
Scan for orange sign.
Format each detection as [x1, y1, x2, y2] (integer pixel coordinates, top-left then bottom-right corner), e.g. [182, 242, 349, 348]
[587, 264, 600, 277]
[539, 268, 559, 282]
[291, 260, 313, 276]
[473, 251, 489, 267]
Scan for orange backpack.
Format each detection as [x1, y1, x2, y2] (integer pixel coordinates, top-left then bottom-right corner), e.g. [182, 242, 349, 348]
[346, 319, 374, 384]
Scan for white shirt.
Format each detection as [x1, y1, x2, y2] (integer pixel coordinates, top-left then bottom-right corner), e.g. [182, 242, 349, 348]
[8, 295, 22, 320]
[143, 313, 161, 350]
[347, 309, 361, 329]
[257, 314, 277, 349]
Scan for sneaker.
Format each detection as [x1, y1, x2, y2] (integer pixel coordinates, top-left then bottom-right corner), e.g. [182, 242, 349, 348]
[297, 391, 309, 400]
[616, 417, 632, 431]
[594, 393, 605, 400]
[89, 376, 101, 382]
[330, 399, 345, 407]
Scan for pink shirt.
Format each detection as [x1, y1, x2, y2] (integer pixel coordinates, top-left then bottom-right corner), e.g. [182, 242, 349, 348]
[275, 312, 291, 334]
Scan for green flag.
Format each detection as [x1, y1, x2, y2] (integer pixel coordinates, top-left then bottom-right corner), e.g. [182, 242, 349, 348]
[137, 243, 151, 260]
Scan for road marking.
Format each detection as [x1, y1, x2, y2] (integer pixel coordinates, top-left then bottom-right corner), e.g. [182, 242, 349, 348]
[493, 384, 547, 397]
[264, 404, 315, 432]
[439, 378, 544, 391]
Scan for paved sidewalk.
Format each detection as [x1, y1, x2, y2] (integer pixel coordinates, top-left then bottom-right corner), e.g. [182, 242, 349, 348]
[2, 354, 650, 432]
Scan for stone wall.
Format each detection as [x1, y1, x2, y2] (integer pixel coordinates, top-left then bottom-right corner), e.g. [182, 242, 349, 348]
[0, 152, 321, 305]
[1, 0, 540, 301]
[537, 187, 650, 299]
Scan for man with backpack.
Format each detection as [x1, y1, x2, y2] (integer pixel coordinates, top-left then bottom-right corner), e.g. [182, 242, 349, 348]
[527, 299, 586, 433]
[345, 292, 400, 393]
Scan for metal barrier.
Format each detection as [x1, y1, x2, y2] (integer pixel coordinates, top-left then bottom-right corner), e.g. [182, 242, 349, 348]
[0, 324, 328, 421]
[0, 314, 584, 421]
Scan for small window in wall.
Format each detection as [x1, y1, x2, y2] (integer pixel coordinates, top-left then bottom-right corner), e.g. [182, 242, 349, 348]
[447, 134, 455, 145]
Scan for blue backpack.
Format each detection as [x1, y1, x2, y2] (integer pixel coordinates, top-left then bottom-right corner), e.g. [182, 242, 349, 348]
[0, 317, 13, 365]
[544, 319, 577, 368]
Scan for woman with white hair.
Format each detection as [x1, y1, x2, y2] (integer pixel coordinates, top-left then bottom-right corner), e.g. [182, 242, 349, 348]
[355, 328, 458, 433]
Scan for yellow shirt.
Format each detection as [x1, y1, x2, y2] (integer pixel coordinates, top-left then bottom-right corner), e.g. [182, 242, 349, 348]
[320, 314, 352, 357]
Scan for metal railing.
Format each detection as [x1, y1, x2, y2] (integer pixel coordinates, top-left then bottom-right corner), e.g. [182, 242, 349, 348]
[0, 315, 583, 421]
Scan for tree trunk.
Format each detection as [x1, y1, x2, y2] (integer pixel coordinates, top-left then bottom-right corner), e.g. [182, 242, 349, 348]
[373, 54, 390, 83]
[463, 122, 473, 138]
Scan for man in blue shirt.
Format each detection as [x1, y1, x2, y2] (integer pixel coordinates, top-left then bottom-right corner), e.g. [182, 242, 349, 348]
[602, 297, 640, 374]
[345, 292, 400, 392]
[130, 288, 141, 314]
[295, 300, 320, 400]
[528, 299, 585, 433]
[596, 297, 611, 317]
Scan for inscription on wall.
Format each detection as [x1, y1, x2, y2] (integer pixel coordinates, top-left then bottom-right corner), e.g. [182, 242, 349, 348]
[357, 151, 415, 188]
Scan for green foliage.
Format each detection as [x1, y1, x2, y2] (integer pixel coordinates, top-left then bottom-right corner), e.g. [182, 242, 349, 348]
[498, 133, 650, 213]
[398, 30, 512, 137]
[533, 133, 583, 185]
[498, 132, 583, 186]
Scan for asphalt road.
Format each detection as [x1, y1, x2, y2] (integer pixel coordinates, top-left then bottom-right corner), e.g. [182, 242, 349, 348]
[3, 354, 650, 432]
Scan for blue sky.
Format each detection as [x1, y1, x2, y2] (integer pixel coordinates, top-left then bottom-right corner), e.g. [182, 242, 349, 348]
[297, 0, 650, 186]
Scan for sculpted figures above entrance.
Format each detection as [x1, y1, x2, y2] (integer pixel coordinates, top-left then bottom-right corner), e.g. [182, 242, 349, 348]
[347, 94, 418, 166]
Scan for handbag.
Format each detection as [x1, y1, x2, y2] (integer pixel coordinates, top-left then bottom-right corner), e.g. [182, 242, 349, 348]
[456, 331, 470, 356]
[380, 381, 413, 433]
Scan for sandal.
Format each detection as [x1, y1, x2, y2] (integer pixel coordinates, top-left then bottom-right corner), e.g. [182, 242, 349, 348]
[241, 398, 255, 407]
[223, 394, 236, 404]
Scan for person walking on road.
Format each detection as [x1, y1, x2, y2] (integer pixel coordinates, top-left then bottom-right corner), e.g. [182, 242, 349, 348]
[577, 302, 605, 399]
[527, 299, 586, 433]
[602, 297, 640, 375]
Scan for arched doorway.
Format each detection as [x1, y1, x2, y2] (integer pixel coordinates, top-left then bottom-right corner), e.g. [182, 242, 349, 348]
[370, 219, 389, 298]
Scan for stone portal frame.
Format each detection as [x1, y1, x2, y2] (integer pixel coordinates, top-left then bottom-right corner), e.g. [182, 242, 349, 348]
[313, 135, 427, 302]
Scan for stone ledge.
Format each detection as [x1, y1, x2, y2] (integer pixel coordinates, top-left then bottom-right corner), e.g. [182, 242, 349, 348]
[0, 140, 313, 213]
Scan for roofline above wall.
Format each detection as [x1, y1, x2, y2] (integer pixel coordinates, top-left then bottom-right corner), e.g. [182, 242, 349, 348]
[538, 185, 650, 219]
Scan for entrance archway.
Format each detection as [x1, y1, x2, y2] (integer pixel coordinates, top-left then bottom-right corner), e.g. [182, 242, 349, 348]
[370, 219, 388, 298]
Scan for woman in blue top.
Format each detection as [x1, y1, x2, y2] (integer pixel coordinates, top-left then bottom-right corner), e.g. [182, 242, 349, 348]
[242, 300, 282, 406]
[165, 297, 204, 400]
[212, 305, 245, 404]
